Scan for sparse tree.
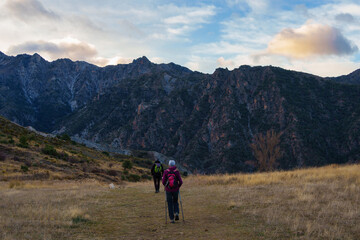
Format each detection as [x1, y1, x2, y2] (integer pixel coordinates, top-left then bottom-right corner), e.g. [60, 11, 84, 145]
[19, 135, 29, 148]
[250, 129, 283, 172]
[122, 160, 133, 170]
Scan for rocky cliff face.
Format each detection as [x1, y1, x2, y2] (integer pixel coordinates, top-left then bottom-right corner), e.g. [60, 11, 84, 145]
[0, 52, 359, 173]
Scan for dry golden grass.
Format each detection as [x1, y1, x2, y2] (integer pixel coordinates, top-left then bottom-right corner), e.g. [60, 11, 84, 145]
[189, 164, 360, 186]
[0, 164, 359, 239]
[0, 180, 105, 240]
[189, 164, 360, 239]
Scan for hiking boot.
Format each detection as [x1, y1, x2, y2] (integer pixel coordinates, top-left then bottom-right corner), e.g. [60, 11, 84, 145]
[170, 219, 175, 223]
[175, 213, 179, 221]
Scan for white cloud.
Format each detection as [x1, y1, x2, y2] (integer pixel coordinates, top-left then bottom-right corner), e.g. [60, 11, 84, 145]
[163, 5, 216, 25]
[158, 4, 216, 39]
[93, 56, 133, 66]
[4, 0, 60, 21]
[335, 13, 356, 23]
[226, 0, 269, 13]
[217, 57, 235, 68]
[8, 37, 97, 62]
[288, 57, 360, 77]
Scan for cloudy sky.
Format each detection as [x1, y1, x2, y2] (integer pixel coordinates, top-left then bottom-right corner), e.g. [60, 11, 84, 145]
[1, 0, 360, 77]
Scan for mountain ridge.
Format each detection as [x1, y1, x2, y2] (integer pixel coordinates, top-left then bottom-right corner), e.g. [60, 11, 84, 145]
[0, 52, 359, 173]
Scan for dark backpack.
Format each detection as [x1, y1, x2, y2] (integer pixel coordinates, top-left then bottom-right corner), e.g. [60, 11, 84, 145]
[154, 164, 162, 175]
[166, 170, 178, 189]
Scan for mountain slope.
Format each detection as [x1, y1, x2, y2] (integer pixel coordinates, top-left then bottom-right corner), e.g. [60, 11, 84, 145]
[0, 52, 360, 173]
[56, 65, 360, 173]
[0, 115, 154, 182]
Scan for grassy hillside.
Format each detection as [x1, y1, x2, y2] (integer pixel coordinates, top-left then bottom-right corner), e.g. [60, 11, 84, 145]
[1, 164, 359, 239]
[0, 116, 153, 183]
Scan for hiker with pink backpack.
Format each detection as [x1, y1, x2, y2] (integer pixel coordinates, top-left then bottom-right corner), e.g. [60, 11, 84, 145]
[162, 160, 183, 223]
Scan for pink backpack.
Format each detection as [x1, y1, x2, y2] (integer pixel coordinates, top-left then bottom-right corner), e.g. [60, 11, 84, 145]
[166, 170, 178, 189]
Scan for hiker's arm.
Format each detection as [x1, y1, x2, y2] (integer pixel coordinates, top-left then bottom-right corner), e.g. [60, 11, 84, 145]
[177, 171, 183, 187]
[150, 164, 155, 175]
[162, 171, 167, 185]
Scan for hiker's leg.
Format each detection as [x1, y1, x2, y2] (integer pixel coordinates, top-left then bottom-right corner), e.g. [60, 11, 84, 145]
[173, 191, 179, 215]
[166, 191, 174, 220]
[153, 176, 157, 191]
[155, 177, 160, 191]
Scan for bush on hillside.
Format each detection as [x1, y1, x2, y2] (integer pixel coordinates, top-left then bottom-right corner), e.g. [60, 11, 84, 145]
[141, 174, 152, 180]
[18, 135, 29, 148]
[21, 165, 29, 172]
[122, 160, 133, 170]
[57, 134, 71, 141]
[0, 152, 6, 161]
[42, 145, 57, 156]
[107, 169, 117, 176]
[128, 174, 140, 182]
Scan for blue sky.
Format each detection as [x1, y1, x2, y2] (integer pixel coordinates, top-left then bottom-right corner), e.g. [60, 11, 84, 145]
[1, 0, 360, 77]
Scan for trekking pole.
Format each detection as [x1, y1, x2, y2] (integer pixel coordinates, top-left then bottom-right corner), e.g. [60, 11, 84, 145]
[179, 190, 185, 222]
[165, 191, 167, 224]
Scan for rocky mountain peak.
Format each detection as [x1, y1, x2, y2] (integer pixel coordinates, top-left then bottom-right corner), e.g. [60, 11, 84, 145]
[132, 56, 152, 65]
[31, 53, 46, 63]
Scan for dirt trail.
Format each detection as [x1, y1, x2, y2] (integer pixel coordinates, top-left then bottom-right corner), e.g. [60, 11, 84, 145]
[75, 181, 292, 240]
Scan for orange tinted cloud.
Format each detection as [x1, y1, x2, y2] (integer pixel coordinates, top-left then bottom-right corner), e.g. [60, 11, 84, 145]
[266, 22, 358, 59]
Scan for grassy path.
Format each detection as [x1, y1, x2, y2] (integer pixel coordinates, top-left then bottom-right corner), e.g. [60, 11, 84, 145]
[74, 181, 292, 239]
[2, 164, 359, 239]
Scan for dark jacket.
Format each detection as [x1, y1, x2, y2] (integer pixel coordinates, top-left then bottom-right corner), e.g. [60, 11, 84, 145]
[162, 166, 183, 192]
[151, 161, 164, 177]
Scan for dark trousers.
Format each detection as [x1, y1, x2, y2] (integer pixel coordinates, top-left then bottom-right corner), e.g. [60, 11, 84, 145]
[166, 191, 179, 220]
[153, 175, 161, 192]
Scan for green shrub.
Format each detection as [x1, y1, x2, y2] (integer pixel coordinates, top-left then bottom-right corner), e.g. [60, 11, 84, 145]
[107, 169, 117, 176]
[21, 165, 29, 172]
[128, 174, 140, 182]
[18, 135, 29, 148]
[141, 174, 152, 180]
[122, 160, 133, 170]
[42, 145, 57, 156]
[28, 134, 36, 141]
[57, 152, 69, 160]
[57, 134, 71, 141]
[0, 152, 6, 161]
[72, 216, 90, 224]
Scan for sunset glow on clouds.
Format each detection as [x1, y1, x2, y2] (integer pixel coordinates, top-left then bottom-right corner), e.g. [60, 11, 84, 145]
[0, 0, 360, 76]
[265, 22, 358, 59]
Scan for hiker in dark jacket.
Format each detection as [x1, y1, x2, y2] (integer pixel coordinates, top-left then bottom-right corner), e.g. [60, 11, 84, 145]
[162, 160, 183, 223]
[151, 160, 164, 193]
